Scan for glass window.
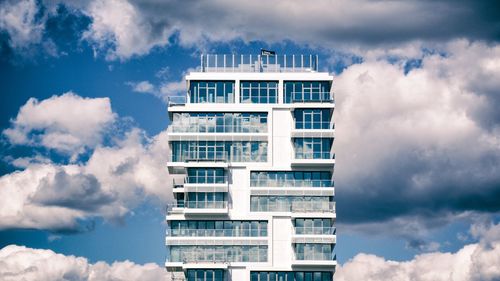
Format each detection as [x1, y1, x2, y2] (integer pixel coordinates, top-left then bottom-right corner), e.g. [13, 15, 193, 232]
[190, 81, 235, 103]
[293, 138, 333, 160]
[294, 109, 331, 130]
[284, 81, 332, 103]
[240, 81, 278, 104]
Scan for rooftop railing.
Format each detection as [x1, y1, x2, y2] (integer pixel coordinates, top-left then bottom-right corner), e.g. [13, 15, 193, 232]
[199, 54, 319, 73]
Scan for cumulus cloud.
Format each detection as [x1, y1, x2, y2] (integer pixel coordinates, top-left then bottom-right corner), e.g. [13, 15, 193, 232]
[0, 93, 171, 231]
[0, 245, 168, 281]
[0, 0, 44, 49]
[82, 0, 174, 60]
[2, 0, 499, 60]
[3, 92, 116, 160]
[335, 223, 500, 281]
[79, 0, 500, 60]
[334, 40, 500, 238]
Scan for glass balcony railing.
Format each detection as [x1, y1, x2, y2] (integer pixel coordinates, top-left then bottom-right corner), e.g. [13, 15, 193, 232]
[166, 228, 267, 237]
[250, 179, 333, 188]
[294, 244, 335, 261]
[289, 92, 334, 103]
[294, 121, 334, 130]
[168, 245, 268, 263]
[251, 200, 335, 213]
[167, 96, 187, 105]
[166, 201, 228, 211]
[294, 152, 335, 160]
[168, 123, 267, 133]
[294, 251, 336, 261]
[169, 152, 229, 163]
[294, 227, 336, 235]
[169, 152, 268, 163]
[185, 201, 228, 209]
[185, 176, 228, 184]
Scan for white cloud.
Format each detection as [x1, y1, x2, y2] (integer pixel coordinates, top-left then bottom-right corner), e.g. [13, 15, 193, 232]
[1, 1, 499, 60]
[82, 0, 173, 60]
[0, 0, 44, 49]
[3, 92, 116, 160]
[75, 0, 500, 60]
[334, 40, 500, 233]
[0, 245, 168, 281]
[0, 93, 171, 231]
[336, 223, 500, 281]
[129, 80, 155, 93]
[0, 129, 171, 231]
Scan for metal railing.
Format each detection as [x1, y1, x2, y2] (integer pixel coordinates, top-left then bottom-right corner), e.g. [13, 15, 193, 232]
[250, 179, 333, 188]
[294, 121, 334, 130]
[294, 226, 336, 235]
[200, 54, 319, 73]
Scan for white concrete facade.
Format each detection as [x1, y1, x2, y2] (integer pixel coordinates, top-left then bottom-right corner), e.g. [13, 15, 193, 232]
[165, 55, 336, 281]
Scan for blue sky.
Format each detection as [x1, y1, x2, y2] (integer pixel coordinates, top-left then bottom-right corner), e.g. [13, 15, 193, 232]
[1, 1, 500, 280]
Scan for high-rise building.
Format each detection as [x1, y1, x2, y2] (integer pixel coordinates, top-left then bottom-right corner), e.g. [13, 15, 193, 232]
[165, 54, 336, 281]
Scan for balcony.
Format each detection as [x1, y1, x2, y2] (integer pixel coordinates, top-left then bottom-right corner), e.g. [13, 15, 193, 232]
[289, 92, 334, 104]
[251, 199, 335, 214]
[291, 151, 335, 167]
[294, 226, 336, 236]
[199, 54, 319, 73]
[292, 226, 336, 244]
[167, 123, 268, 142]
[250, 179, 333, 188]
[167, 201, 229, 216]
[292, 244, 337, 268]
[166, 245, 268, 263]
[166, 228, 267, 238]
[291, 256, 337, 268]
[183, 176, 229, 193]
[167, 153, 229, 174]
[291, 121, 335, 138]
[168, 96, 187, 106]
[168, 123, 268, 134]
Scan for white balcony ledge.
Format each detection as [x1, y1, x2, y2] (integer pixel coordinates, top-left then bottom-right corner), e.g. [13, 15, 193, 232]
[291, 129, 335, 138]
[291, 259, 337, 268]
